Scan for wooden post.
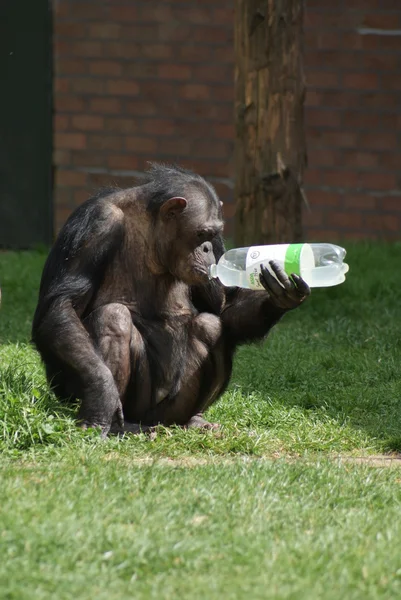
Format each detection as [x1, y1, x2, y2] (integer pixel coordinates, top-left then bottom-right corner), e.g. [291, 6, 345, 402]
[234, 0, 307, 245]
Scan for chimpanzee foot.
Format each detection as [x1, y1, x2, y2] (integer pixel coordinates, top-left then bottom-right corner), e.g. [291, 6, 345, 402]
[185, 413, 220, 430]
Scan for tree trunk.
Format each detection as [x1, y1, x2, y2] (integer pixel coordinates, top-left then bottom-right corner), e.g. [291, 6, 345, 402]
[234, 0, 307, 246]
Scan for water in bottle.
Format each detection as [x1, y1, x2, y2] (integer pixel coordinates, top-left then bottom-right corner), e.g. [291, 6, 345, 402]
[208, 243, 349, 289]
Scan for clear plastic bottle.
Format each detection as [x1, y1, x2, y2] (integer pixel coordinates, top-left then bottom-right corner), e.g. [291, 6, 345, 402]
[208, 243, 349, 289]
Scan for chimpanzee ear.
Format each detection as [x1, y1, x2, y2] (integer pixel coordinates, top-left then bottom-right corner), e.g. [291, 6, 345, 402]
[160, 197, 188, 220]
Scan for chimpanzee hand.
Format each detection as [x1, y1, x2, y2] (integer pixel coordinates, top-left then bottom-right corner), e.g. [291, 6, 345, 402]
[259, 260, 310, 311]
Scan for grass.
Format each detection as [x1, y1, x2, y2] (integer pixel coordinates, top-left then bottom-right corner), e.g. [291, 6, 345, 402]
[1, 242, 401, 598]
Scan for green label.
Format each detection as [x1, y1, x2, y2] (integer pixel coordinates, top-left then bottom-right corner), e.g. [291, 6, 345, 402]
[284, 244, 304, 276]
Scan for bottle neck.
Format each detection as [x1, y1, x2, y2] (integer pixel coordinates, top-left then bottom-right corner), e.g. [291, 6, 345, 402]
[208, 264, 217, 279]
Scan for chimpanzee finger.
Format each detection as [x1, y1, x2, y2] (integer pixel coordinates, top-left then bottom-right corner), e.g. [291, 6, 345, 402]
[268, 260, 295, 292]
[259, 263, 286, 298]
[291, 273, 311, 297]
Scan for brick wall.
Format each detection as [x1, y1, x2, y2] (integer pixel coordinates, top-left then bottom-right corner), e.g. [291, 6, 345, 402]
[53, 0, 401, 240]
[303, 0, 401, 240]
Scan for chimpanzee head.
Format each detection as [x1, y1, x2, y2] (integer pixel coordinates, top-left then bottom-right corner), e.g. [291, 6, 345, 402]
[146, 164, 225, 285]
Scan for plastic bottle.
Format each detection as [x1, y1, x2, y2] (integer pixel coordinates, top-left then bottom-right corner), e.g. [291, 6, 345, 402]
[208, 243, 349, 289]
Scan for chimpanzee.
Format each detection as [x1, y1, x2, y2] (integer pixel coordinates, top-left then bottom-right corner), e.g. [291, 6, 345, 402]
[32, 164, 310, 436]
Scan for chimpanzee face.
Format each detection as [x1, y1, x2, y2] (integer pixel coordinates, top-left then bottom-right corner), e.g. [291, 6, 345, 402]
[155, 190, 224, 285]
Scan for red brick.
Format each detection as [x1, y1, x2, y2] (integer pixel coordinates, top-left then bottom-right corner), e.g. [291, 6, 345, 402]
[54, 187, 72, 208]
[122, 63, 159, 79]
[71, 78, 105, 95]
[106, 80, 139, 96]
[120, 24, 161, 43]
[89, 23, 121, 40]
[56, 59, 87, 75]
[303, 168, 321, 185]
[213, 7, 234, 25]
[362, 13, 400, 29]
[106, 41, 141, 60]
[303, 228, 343, 241]
[87, 135, 124, 151]
[176, 44, 212, 63]
[125, 100, 158, 117]
[106, 5, 138, 20]
[214, 124, 235, 140]
[107, 155, 141, 171]
[89, 61, 123, 77]
[364, 214, 400, 232]
[212, 86, 233, 102]
[141, 119, 175, 136]
[180, 83, 210, 100]
[193, 64, 233, 82]
[157, 138, 193, 156]
[74, 189, 91, 205]
[323, 169, 359, 188]
[344, 194, 376, 210]
[316, 32, 342, 50]
[308, 148, 341, 167]
[56, 169, 87, 187]
[381, 114, 398, 130]
[307, 190, 342, 207]
[330, 211, 362, 229]
[306, 70, 339, 88]
[360, 52, 399, 72]
[71, 41, 103, 58]
[90, 98, 121, 114]
[305, 90, 320, 107]
[380, 35, 401, 50]
[342, 151, 380, 169]
[137, 82, 175, 100]
[193, 140, 230, 160]
[358, 171, 397, 190]
[359, 132, 397, 150]
[343, 72, 379, 90]
[380, 197, 401, 212]
[56, 3, 108, 20]
[178, 159, 229, 178]
[379, 152, 401, 170]
[53, 149, 71, 167]
[382, 75, 401, 92]
[323, 131, 359, 148]
[55, 79, 70, 93]
[104, 117, 138, 134]
[359, 92, 398, 111]
[141, 44, 174, 60]
[306, 108, 342, 128]
[342, 111, 380, 129]
[71, 150, 107, 168]
[212, 46, 235, 64]
[303, 209, 325, 228]
[55, 22, 87, 37]
[125, 136, 157, 154]
[158, 64, 192, 80]
[72, 115, 104, 131]
[139, 5, 174, 22]
[55, 133, 86, 150]
[55, 95, 86, 113]
[54, 115, 69, 131]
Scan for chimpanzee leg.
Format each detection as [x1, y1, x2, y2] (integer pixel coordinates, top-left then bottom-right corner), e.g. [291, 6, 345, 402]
[83, 303, 133, 399]
[84, 303, 154, 435]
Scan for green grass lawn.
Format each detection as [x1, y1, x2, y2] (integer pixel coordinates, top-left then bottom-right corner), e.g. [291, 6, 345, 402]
[1, 243, 401, 599]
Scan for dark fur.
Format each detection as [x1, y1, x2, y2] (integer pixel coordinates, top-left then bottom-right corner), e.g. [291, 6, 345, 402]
[32, 164, 309, 436]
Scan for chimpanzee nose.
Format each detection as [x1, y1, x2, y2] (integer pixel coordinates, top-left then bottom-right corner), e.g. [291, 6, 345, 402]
[202, 242, 213, 254]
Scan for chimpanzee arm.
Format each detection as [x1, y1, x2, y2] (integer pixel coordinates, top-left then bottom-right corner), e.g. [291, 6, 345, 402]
[32, 201, 125, 434]
[220, 260, 310, 345]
